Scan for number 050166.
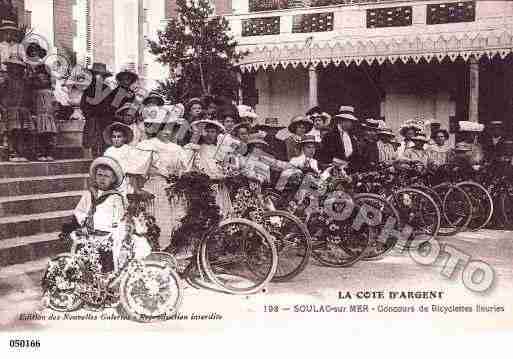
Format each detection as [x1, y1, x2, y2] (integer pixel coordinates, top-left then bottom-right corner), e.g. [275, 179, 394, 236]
[9, 339, 40, 349]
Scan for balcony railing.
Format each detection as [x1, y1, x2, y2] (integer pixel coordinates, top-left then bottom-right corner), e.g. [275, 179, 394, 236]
[248, 0, 411, 12]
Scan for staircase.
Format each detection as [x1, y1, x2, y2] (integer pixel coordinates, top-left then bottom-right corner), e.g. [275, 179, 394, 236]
[0, 160, 91, 272]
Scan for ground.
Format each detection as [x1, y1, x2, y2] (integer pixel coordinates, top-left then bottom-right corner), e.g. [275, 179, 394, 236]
[1, 229, 512, 334]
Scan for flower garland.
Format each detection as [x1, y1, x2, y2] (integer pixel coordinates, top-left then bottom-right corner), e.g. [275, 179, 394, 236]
[165, 171, 221, 253]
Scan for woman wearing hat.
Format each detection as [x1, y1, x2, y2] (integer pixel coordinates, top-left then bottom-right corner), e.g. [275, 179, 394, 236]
[426, 128, 451, 169]
[115, 103, 144, 146]
[398, 133, 429, 167]
[305, 106, 331, 143]
[135, 110, 189, 250]
[289, 135, 321, 175]
[397, 120, 424, 158]
[319, 105, 360, 171]
[285, 115, 313, 161]
[185, 97, 203, 123]
[480, 120, 506, 161]
[0, 54, 33, 161]
[376, 121, 397, 164]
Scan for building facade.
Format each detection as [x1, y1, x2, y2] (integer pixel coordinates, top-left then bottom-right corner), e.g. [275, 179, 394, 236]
[225, 0, 513, 138]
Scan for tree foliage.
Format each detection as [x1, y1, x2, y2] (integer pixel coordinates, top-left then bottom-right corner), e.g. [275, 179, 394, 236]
[147, 0, 246, 102]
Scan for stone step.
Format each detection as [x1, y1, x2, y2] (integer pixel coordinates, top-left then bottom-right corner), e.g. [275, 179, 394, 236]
[0, 257, 49, 299]
[0, 191, 84, 218]
[0, 210, 74, 240]
[54, 146, 85, 160]
[0, 232, 68, 267]
[0, 174, 89, 197]
[0, 159, 91, 179]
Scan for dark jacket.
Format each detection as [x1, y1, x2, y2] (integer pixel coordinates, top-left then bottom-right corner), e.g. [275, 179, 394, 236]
[479, 133, 506, 160]
[319, 129, 359, 171]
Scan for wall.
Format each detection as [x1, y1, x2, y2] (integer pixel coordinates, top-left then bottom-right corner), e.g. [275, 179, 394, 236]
[53, 0, 73, 54]
[91, 0, 114, 70]
[255, 67, 308, 126]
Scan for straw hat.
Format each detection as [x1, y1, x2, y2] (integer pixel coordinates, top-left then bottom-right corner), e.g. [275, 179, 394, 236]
[334, 105, 358, 122]
[360, 118, 380, 130]
[142, 106, 169, 124]
[458, 121, 484, 132]
[191, 119, 226, 133]
[247, 131, 268, 147]
[102, 122, 134, 145]
[115, 103, 139, 119]
[143, 92, 165, 106]
[399, 119, 424, 137]
[89, 156, 125, 188]
[237, 105, 259, 120]
[89, 62, 112, 77]
[288, 115, 314, 134]
[332, 157, 349, 168]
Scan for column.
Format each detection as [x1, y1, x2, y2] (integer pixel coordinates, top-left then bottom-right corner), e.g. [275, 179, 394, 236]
[237, 72, 243, 105]
[468, 57, 479, 122]
[308, 65, 318, 109]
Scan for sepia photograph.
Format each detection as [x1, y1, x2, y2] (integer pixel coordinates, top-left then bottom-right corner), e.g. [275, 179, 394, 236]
[0, 0, 513, 353]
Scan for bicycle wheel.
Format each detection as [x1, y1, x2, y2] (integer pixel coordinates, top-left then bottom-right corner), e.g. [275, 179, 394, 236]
[433, 183, 473, 236]
[261, 210, 311, 282]
[119, 259, 183, 322]
[42, 254, 85, 312]
[499, 190, 513, 229]
[457, 181, 494, 231]
[352, 193, 402, 260]
[388, 187, 441, 249]
[200, 218, 278, 295]
[307, 208, 371, 268]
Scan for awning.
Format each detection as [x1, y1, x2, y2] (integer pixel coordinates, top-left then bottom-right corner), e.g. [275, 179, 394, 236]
[237, 30, 513, 72]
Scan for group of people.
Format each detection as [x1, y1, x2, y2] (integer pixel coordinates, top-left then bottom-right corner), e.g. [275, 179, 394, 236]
[55, 60, 513, 263]
[0, 51, 59, 162]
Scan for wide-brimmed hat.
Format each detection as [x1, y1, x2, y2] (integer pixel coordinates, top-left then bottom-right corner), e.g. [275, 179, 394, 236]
[89, 62, 112, 77]
[300, 135, 317, 145]
[332, 158, 349, 168]
[116, 69, 138, 84]
[238, 105, 259, 120]
[488, 120, 503, 127]
[186, 97, 203, 109]
[3, 54, 25, 68]
[143, 92, 165, 106]
[103, 122, 134, 145]
[454, 142, 472, 152]
[142, 106, 169, 124]
[360, 118, 380, 130]
[115, 103, 139, 119]
[459, 121, 484, 133]
[247, 131, 268, 148]
[89, 156, 125, 188]
[288, 115, 313, 134]
[432, 128, 449, 139]
[334, 105, 358, 122]
[191, 119, 225, 133]
[399, 119, 424, 137]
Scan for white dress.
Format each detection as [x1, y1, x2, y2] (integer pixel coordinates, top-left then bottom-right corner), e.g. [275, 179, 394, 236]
[136, 138, 188, 249]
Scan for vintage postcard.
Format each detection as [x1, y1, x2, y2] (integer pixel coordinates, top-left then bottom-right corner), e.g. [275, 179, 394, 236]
[1, 0, 513, 354]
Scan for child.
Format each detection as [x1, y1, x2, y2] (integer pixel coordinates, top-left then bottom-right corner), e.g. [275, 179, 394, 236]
[103, 122, 136, 198]
[289, 135, 320, 175]
[0, 55, 33, 162]
[31, 64, 58, 161]
[285, 115, 314, 160]
[73, 157, 151, 272]
[115, 103, 145, 146]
